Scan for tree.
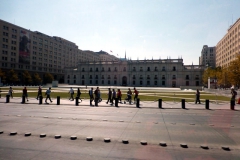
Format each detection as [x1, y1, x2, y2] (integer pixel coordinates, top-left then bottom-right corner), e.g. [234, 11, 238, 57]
[33, 73, 42, 85]
[7, 69, 19, 85]
[217, 67, 231, 88]
[0, 68, 6, 84]
[22, 71, 32, 85]
[44, 73, 54, 84]
[228, 55, 240, 88]
[202, 67, 215, 86]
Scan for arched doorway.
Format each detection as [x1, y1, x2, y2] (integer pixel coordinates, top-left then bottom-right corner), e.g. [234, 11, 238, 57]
[122, 76, 127, 86]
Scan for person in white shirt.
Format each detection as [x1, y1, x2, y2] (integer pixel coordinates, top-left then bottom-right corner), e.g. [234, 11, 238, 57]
[45, 87, 52, 103]
[68, 87, 74, 101]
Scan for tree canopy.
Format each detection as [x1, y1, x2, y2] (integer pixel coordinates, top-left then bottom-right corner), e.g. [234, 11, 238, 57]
[202, 55, 240, 88]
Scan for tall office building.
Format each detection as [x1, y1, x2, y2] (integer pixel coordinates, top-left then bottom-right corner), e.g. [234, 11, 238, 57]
[199, 45, 216, 68]
[0, 19, 117, 83]
[216, 18, 240, 68]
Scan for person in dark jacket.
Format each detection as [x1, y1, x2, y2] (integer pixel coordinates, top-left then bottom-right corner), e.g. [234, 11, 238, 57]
[77, 88, 82, 102]
[195, 89, 201, 104]
[36, 86, 42, 100]
[23, 87, 29, 101]
[106, 88, 112, 104]
[89, 88, 94, 106]
[94, 87, 99, 106]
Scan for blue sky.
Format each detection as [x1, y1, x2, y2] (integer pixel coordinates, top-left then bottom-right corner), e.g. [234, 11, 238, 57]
[1, 0, 240, 65]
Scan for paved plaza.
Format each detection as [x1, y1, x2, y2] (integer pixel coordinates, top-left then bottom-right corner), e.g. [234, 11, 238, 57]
[0, 96, 240, 160]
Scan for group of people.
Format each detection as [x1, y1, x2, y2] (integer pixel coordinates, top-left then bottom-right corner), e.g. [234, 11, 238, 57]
[195, 88, 238, 106]
[106, 88, 121, 105]
[68, 87, 82, 102]
[88, 87, 101, 106]
[3, 86, 238, 107]
[88, 87, 139, 106]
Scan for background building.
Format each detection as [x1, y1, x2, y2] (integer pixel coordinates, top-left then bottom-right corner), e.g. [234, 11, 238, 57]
[216, 18, 240, 68]
[199, 45, 216, 67]
[0, 19, 117, 84]
[65, 58, 204, 87]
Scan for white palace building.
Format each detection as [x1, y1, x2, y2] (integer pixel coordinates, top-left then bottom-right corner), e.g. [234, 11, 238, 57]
[65, 57, 205, 88]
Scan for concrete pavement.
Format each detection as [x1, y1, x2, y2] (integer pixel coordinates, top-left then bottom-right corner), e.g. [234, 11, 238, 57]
[0, 97, 240, 160]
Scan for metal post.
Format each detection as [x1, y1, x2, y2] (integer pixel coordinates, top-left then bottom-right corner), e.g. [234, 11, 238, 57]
[57, 96, 60, 105]
[115, 98, 118, 107]
[22, 96, 25, 104]
[182, 99, 185, 109]
[75, 96, 79, 106]
[158, 99, 162, 108]
[136, 98, 140, 108]
[230, 99, 235, 110]
[39, 96, 42, 104]
[6, 95, 10, 103]
[205, 99, 209, 109]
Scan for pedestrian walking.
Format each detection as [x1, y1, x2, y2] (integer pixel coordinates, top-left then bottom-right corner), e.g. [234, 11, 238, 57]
[68, 87, 74, 101]
[117, 89, 122, 103]
[106, 88, 112, 104]
[127, 88, 132, 104]
[94, 87, 99, 106]
[36, 86, 42, 100]
[98, 87, 102, 102]
[8, 87, 13, 98]
[111, 89, 116, 105]
[195, 89, 201, 104]
[89, 87, 94, 106]
[22, 87, 29, 101]
[231, 88, 237, 107]
[45, 87, 52, 103]
[77, 88, 82, 102]
[133, 87, 139, 103]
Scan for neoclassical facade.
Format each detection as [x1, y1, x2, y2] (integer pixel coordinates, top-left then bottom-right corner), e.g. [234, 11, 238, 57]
[65, 58, 205, 87]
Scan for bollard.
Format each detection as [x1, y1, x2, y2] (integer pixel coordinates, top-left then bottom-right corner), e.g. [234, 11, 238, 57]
[39, 96, 42, 104]
[230, 99, 235, 110]
[115, 98, 118, 107]
[181, 99, 185, 109]
[6, 95, 10, 103]
[136, 98, 140, 108]
[22, 96, 26, 104]
[205, 99, 209, 109]
[75, 97, 79, 106]
[57, 96, 60, 105]
[158, 99, 162, 108]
